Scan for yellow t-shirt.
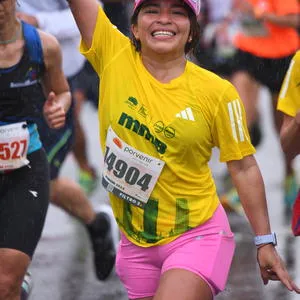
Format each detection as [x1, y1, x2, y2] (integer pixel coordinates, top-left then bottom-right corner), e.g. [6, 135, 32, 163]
[278, 51, 300, 116]
[80, 7, 255, 247]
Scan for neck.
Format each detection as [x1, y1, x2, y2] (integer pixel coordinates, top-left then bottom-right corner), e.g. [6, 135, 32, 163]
[0, 19, 21, 45]
[141, 53, 187, 83]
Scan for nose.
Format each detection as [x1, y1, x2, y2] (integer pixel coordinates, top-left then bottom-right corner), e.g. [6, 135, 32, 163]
[157, 10, 172, 24]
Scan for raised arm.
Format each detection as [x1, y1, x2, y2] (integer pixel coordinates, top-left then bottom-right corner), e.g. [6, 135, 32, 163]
[67, 0, 100, 48]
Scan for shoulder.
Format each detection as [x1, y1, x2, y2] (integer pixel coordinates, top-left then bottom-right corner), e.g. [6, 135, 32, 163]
[292, 51, 300, 64]
[186, 61, 233, 97]
[38, 30, 61, 66]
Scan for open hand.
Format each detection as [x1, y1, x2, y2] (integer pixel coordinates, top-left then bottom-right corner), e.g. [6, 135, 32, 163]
[257, 244, 300, 293]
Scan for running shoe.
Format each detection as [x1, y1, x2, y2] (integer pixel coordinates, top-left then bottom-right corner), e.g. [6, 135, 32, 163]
[21, 271, 33, 300]
[284, 174, 298, 211]
[220, 188, 244, 215]
[86, 212, 116, 281]
[78, 169, 98, 196]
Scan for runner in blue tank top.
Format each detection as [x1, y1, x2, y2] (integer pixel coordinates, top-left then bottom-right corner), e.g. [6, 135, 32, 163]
[0, 1, 71, 299]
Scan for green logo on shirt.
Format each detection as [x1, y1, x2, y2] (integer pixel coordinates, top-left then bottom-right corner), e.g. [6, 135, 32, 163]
[126, 97, 138, 107]
[118, 112, 167, 154]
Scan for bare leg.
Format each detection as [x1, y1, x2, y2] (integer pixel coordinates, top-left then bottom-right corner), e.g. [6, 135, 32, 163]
[231, 70, 260, 128]
[0, 249, 30, 300]
[72, 108, 95, 175]
[72, 90, 98, 195]
[153, 269, 213, 300]
[50, 178, 96, 225]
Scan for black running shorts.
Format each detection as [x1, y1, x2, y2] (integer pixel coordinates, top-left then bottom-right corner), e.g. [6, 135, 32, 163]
[232, 49, 294, 93]
[0, 149, 50, 257]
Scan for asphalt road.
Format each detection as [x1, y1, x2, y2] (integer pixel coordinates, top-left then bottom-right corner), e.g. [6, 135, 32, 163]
[28, 87, 300, 300]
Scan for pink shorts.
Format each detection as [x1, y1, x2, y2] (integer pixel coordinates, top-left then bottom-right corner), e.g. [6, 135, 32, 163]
[116, 204, 235, 299]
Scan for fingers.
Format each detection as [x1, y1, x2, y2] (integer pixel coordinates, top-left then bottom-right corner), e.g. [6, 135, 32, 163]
[291, 281, 300, 294]
[46, 113, 66, 129]
[44, 104, 62, 115]
[275, 268, 298, 292]
[48, 116, 66, 129]
[46, 91, 56, 105]
[258, 246, 300, 293]
[261, 265, 300, 293]
[44, 107, 66, 129]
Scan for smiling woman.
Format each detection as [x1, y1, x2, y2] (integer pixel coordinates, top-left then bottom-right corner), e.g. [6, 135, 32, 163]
[67, 0, 300, 299]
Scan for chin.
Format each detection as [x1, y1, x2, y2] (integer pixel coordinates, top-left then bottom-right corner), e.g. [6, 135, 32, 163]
[151, 45, 179, 55]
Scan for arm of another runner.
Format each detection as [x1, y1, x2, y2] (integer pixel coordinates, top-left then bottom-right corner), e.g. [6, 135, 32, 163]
[258, 13, 299, 28]
[278, 52, 300, 156]
[280, 113, 300, 157]
[39, 31, 71, 129]
[227, 156, 300, 293]
[254, 0, 299, 28]
[66, 0, 100, 49]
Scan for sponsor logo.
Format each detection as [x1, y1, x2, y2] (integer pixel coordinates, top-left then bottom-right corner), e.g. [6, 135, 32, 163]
[175, 107, 195, 121]
[123, 146, 153, 163]
[154, 121, 164, 133]
[227, 99, 246, 142]
[10, 67, 38, 88]
[113, 137, 122, 149]
[138, 105, 148, 118]
[153, 121, 175, 138]
[126, 96, 138, 109]
[29, 190, 38, 197]
[164, 126, 175, 138]
[118, 112, 167, 154]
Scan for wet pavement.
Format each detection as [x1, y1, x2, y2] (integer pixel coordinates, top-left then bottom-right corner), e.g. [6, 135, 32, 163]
[28, 88, 300, 300]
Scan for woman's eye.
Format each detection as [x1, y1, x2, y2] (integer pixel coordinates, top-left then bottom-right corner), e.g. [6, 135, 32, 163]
[172, 10, 187, 16]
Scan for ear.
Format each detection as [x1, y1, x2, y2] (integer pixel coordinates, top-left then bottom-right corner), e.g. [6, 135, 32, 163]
[131, 24, 140, 41]
[188, 36, 192, 42]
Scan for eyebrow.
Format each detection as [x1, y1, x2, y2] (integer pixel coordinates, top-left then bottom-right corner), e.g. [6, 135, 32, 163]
[142, 2, 186, 9]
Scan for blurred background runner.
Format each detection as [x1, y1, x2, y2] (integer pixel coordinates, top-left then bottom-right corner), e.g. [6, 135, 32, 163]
[204, 0, 300, 215]
[16, 0, 117, 291]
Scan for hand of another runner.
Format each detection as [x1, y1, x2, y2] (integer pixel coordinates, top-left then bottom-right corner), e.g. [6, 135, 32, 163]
[257, 244, 300, 293]
[43, 91, 66, 129]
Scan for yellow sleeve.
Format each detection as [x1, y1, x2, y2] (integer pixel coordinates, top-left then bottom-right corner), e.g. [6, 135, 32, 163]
[212, 84, 256, 162]
[278, 51, 300, 117]
[79, 6, 130, 76]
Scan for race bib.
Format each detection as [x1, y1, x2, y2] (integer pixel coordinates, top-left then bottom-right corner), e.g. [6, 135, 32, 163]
[102, 127, 165, 208]
[0, 122, 30, 171]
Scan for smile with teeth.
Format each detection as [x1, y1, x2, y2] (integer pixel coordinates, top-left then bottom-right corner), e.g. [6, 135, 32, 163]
[152, 31, 175, 37]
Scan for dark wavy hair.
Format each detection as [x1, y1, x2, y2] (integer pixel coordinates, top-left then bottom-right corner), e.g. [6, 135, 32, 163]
[130, 1, 200, 55]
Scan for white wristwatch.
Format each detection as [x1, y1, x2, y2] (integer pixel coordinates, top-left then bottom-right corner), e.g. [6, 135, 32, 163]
[254, 232, 277, 247]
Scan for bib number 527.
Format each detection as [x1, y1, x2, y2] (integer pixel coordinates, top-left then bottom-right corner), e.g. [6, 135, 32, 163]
[0, 140, 28, 160]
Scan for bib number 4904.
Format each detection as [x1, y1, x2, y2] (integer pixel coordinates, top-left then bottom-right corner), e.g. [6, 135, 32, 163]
[104, 146, 152, 192]
[0, 140, 28, 160]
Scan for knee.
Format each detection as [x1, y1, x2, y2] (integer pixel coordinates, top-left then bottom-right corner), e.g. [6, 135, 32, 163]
[0, 272, 21, 300]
